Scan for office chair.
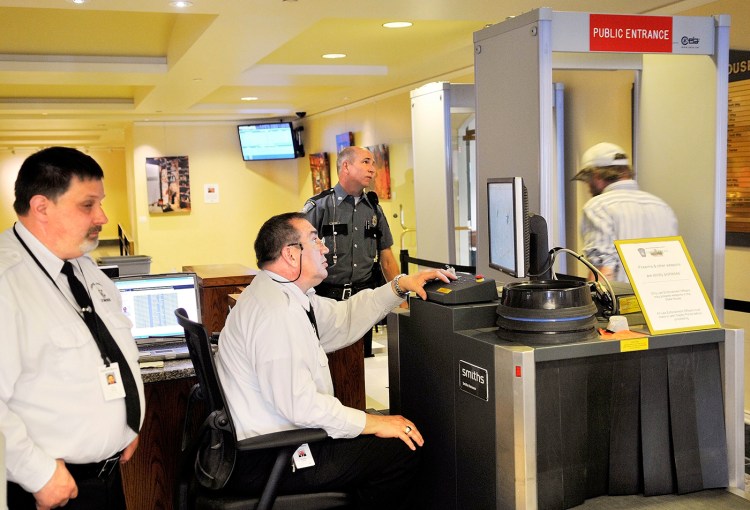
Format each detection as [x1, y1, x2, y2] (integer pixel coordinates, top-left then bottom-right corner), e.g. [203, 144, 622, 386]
[174, 308, 353, 510]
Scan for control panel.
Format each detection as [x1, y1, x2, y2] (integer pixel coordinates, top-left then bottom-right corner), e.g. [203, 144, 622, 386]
[423, 272, 499, 305]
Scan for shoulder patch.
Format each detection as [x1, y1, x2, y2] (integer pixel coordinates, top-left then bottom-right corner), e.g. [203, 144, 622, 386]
[302, 200, 315, 214]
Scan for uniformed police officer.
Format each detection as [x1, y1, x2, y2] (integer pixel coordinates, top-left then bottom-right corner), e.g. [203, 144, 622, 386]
[303, 146, 400, 357]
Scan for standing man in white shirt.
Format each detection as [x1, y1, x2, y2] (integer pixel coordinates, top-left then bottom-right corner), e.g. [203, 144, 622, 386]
[216, 212, 454, 509]
[0, 147, 145, 509]
[574, 142, 678, 282]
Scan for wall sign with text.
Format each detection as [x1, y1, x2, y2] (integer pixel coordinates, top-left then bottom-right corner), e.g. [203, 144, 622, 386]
[615, 237, 720, 335]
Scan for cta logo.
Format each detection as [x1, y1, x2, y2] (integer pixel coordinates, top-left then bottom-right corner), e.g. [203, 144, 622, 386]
[681, 36, 700, 45]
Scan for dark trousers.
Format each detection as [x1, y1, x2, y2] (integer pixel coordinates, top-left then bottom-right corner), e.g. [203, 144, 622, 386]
[225, 434, 421, 510]
[315, 281, 377, 357]
[7, 463, 126, 510]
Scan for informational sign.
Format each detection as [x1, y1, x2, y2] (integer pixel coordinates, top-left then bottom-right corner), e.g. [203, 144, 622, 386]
[615, 237, 720, 335]
[204, 183, 219, 204]
[726, 49, 750, 241]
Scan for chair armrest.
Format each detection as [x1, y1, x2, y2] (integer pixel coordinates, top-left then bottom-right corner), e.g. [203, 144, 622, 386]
[236, 428, 329, 452]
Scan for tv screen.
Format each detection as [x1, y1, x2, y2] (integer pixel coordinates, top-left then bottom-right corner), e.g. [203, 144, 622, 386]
[238, 122, 298, 161]
[487, 177, 530, 278]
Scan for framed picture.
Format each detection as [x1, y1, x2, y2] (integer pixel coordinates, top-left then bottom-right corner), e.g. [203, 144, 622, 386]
[309, 152, 331, 194]
[336, 132, 354, 154]
[365, 143, 391, 200]
[146, 156, 191, 214]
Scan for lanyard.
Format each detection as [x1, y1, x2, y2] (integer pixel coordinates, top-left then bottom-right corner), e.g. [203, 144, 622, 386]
[12, 224, 110, 365]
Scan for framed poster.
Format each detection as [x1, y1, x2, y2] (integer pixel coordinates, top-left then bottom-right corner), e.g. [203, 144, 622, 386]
[336, 132, 354, 154]
[309, 152, 331, 194]
[615, 236, 720, 335]
[146, 156, 191, 214]
[365, 143, 391, 200]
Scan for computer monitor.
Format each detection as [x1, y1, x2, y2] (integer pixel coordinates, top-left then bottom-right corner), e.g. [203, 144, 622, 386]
[487, 177, 529, 278]
[113, 273, 200, 340]
[487, 177, 551, 280]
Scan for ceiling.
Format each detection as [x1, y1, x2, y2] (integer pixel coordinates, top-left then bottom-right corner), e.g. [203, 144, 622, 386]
[0, 0, 745, 150]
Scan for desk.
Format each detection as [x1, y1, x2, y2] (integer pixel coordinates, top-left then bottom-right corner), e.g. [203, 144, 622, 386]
[183, 264, 256, 333]
[121, 361, 195, 510]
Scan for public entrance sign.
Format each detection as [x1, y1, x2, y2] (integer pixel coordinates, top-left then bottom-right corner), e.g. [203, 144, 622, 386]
[589, 14, 672, 53]
[551, 12, 715, 55]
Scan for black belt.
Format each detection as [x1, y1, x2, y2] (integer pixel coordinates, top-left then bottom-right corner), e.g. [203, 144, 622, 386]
[66, 453, 121, 481]
[316, 279, 376, 301]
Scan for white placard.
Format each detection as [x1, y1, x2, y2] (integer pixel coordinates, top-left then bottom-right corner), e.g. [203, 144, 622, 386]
[615, 237, 719, 335]
[204, 183, 219, 203]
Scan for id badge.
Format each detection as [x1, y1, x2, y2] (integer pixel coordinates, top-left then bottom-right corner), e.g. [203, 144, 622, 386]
[292, 443, 316, 470]
[99, 362, 126, 401]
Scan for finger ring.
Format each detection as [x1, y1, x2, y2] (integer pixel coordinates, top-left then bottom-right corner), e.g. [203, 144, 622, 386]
[405, 425, 412, 434]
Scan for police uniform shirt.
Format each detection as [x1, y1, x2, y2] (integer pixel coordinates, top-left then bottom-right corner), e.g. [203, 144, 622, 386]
[303, 183, 394, 286]
[0, 223, 145, 493]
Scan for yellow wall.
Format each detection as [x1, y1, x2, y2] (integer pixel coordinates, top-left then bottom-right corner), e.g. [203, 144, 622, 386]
[0, 147, 129, 242]
[131, 123, 302, 273]
[554, 69, 635, 278]
[0, 92, 417, 277]
[128, 92, 416, 274]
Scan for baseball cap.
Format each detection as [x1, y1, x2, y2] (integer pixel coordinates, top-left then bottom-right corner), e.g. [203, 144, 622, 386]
[573, 142, 630, 181]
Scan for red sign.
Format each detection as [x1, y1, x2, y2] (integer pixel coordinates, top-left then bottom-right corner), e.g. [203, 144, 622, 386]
[590, 14, 672, 53]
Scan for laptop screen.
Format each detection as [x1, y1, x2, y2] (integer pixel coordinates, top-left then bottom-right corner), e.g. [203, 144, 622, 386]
[113, 273, 201, 341]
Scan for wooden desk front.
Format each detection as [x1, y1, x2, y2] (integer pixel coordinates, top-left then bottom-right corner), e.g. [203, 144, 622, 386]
[182, 264, 256, 334]
[122, 361, 195, 510]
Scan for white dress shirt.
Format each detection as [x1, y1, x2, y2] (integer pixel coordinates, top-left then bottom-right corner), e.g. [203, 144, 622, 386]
[216, 270, 403, 441]
[581, 180, 678, 282]
[0, 223, 145, 492]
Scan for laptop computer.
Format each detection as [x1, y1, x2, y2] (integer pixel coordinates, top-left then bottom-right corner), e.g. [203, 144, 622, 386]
[113, 272, 201, 362]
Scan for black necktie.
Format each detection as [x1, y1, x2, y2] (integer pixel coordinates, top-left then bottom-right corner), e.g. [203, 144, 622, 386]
[61, 261, 141, 433]
[305, 302, 319, 339]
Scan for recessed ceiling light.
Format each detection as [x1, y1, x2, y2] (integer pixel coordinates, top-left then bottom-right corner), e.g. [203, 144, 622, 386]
[169, 1, 193, 7]
[67, 0, 87, 4]
[241, 96, 259, 101]
[322, 53, 347, 59]
[383, 21, 412, 29]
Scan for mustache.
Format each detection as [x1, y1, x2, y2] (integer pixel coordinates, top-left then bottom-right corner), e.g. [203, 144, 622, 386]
[88, 226, 103, 235]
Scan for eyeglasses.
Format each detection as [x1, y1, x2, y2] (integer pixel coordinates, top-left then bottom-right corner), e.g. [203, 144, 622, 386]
[287, 237, 326, 251]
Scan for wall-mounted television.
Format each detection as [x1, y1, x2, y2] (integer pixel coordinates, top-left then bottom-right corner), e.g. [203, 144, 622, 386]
[238, 122, 300, 161]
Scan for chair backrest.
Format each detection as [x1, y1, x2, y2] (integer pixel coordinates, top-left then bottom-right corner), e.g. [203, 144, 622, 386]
[174, 307, 237, 490]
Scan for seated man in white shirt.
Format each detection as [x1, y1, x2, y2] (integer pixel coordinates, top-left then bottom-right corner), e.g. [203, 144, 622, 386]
[215, 212, 454, 509]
